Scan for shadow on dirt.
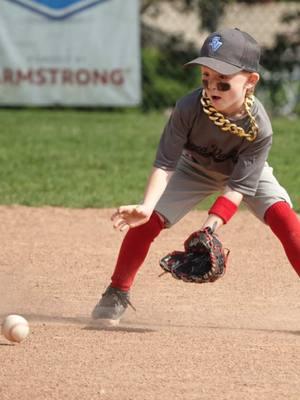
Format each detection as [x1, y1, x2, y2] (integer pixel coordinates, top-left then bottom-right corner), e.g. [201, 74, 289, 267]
[0, 312, 90, 326]
[83, 325, 156, 333]
[0, 313, 157, 333]
[124, 320, 300, 337]
[1, 313, 298, 336]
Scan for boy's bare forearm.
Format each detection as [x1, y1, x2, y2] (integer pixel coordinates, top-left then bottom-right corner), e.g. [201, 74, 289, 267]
[142, 167, 174, 211]
[222, 186, 244, 206]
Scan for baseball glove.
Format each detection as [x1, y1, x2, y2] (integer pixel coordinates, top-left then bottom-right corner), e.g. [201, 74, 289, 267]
[159, 227, 229, 283]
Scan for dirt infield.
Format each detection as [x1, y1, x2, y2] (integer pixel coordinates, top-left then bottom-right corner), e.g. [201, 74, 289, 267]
[0, 206, 299, 400]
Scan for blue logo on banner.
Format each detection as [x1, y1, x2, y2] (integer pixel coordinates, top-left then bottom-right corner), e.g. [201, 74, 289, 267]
[6, 0, 110, 20]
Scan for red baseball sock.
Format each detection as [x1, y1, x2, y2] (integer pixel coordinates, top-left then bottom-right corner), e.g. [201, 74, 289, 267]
[264, 201, 300, 276]
[111, 212, 164, 291]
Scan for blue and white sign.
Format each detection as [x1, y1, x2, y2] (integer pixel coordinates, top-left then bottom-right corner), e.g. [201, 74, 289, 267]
[0, 0, 141, 106]
[6, 0, 110, 20]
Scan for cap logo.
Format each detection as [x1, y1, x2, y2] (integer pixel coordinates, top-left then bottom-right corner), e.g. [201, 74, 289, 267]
[209, 36, 223, 52]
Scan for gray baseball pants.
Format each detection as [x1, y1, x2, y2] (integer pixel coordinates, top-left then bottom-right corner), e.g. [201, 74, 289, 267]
[155, 156, 292, 227]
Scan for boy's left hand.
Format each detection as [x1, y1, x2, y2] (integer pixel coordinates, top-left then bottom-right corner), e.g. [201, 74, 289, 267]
[159, 227, 229, 283]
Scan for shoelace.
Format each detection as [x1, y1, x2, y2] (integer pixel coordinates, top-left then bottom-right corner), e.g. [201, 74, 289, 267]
[107, 289, 137, 312]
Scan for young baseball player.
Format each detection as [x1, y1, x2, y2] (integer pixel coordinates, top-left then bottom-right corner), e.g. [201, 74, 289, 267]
[92, 28, 300, 326]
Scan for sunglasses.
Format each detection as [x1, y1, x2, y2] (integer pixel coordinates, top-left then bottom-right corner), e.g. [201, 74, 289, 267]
[202, 79, 231, 92]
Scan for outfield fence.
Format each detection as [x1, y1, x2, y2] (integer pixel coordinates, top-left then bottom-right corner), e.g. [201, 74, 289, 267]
[141, 1, 300, 116]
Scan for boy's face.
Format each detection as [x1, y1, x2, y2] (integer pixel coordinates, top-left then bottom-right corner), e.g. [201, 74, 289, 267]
[201, 66, 259, 116]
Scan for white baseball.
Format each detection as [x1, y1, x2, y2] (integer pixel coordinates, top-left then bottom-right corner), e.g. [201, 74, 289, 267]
[2, 315, 30, 343]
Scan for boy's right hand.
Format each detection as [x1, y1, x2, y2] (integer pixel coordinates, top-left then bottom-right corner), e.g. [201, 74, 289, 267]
[111, 204, 152, 232]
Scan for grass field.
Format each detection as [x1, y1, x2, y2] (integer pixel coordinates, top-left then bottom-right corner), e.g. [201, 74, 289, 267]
[0, 109, 299, 210]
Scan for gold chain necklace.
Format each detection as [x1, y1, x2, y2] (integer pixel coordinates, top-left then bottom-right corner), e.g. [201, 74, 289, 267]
[200, 90, 258, 142]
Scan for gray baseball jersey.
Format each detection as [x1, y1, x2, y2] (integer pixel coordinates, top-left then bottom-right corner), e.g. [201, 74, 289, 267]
[153, 88, 291, 226]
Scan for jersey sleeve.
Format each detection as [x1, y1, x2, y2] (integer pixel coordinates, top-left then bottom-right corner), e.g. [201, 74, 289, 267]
[153, 99, 192, 170]
[228, 133, 272, 196]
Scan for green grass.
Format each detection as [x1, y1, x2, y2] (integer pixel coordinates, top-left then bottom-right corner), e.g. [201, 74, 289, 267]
[268, 117, 300, 211]
[0, 109, 299, 211]
[0, 109, 166, 207]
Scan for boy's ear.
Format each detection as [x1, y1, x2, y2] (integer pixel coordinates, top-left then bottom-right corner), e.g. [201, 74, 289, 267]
[246, 72, 260, 89]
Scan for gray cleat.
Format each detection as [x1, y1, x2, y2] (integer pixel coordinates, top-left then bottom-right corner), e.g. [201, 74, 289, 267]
[91, 286, 135, 326]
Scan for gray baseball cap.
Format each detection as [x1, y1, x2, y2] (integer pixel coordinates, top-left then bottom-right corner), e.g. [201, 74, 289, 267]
[185, 28, 261, 75]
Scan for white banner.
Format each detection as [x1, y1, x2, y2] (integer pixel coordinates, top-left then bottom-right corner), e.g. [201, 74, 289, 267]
[0, 0, 141, 106]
